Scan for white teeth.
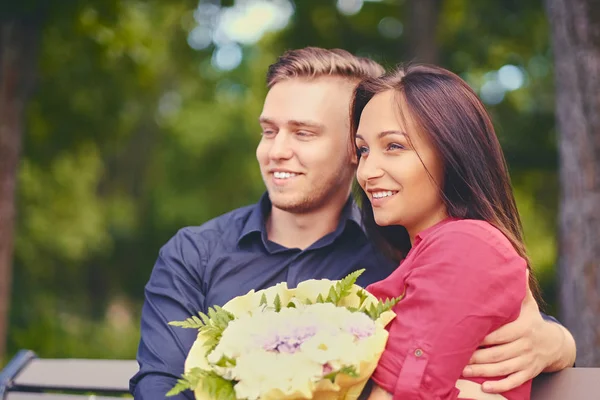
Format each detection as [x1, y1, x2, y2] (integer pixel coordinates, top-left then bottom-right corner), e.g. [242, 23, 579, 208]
[372, 191, 395, 199]
[273, 171, 298, 179]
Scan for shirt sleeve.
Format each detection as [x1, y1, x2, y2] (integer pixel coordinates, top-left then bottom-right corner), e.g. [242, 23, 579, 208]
[383, 224, 528, 400]
[129, 228, 208, 400]
[541, 312, 560, 324]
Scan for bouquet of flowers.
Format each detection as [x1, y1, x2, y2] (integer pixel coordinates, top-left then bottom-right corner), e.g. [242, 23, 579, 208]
[167, 269, 402, 400]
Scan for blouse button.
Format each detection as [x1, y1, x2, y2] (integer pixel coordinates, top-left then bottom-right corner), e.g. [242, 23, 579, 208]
[414, 348, 424, 357]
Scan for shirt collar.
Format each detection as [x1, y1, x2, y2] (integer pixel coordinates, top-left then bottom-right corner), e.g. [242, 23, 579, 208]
[413, 217, 458, 247]
[237, 192, 364, 247]
[237, 192, 272, 244]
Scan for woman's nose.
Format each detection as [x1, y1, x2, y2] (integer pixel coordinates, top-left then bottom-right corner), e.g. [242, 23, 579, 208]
[357, 153, 384, 182]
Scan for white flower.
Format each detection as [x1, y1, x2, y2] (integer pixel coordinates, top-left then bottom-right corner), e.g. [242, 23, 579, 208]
[181, 273, 397, 400]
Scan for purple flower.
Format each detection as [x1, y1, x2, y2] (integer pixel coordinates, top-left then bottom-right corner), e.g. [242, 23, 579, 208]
[346, 315, 376, 339]
[261, 325, 317, 354]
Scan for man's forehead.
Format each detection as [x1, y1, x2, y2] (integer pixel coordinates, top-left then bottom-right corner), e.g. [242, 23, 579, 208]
[266, 76, 356, 97]
[261, 77, 355, 122]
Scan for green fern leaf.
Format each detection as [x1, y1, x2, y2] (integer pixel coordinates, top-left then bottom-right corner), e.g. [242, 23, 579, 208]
[168, 315, 205, 329]
[329, 269, 365, 305]
[273, 294, 282, 312]
[323, 365, 359, 382]
[201, 370, 236, 400]
[361, 294, 404, 320]
[166, 368, 205, 397]
[356, 289, 369, 309]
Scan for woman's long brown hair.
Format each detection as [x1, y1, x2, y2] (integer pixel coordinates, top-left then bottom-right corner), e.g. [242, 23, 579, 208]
[350, 63, 540, 299]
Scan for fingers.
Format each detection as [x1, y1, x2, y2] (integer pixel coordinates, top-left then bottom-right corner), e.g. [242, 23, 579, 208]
[480, 370, 532, 394]
[467, 339, 529, 367]
[464, 351, 530, 378]
[463, 336, 542, 395]
[480, 320, 526, 346]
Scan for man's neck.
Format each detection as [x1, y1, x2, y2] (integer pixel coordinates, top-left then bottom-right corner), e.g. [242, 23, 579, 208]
[266, 198, 350, 250]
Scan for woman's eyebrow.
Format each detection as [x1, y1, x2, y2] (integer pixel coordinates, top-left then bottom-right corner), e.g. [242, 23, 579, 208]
[378, 130, 408, 139]
[355, 130, 408, 141]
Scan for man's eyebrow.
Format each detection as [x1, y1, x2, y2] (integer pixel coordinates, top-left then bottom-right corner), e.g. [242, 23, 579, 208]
[259, 117, 276, 125]
[287, 119, 325, 130]
[259, 117, 325, 131]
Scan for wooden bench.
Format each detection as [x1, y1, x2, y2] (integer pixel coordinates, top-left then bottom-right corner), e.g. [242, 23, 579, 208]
[0, 350, 137, 399]
[1, 350, 599, 399]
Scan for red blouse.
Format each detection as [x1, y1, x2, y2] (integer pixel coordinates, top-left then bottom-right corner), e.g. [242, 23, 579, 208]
[367, 218, 531, 400]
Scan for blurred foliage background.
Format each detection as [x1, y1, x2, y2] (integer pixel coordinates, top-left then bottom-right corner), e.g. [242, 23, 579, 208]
[2, 0, 561, 364]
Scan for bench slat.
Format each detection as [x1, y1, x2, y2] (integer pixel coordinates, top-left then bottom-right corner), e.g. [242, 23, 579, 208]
[12, 359, 138, 393]
[4, 352, 600, 400]
[6, 393, 128, 400]
[531, 367, 600, 400]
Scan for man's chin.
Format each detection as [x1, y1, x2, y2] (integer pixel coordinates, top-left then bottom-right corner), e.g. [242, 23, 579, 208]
[269, 194, 313, 214]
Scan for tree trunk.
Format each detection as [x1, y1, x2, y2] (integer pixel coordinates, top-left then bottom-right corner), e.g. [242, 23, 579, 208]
[0, 13, 43, 363]
[406, 0, 443, 64]
[546, 0, 600, 366]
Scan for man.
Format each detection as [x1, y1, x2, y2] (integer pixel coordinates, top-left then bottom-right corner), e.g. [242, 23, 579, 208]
[129, 47, 576, 399]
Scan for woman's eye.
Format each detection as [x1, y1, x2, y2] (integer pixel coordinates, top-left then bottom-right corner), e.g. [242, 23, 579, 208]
[387, 143, 405, 151]
[356, 146, 369, 157]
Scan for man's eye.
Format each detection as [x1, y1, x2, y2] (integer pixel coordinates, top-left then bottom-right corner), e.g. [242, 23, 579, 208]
[296, 131, 313, 137]
[262, 130, 276, 137]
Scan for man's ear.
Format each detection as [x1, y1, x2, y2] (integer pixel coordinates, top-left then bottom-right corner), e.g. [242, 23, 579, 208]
[348, 142, 359, 166]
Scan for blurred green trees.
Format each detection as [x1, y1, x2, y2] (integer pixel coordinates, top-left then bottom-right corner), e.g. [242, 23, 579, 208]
[1, 0, 561, 364]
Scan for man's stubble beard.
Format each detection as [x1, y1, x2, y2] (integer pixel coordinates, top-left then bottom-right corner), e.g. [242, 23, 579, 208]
[267, 167, 355, 214]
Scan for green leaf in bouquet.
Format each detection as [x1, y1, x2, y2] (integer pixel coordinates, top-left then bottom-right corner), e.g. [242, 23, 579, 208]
[286, 301, 296, 308]
[362, 294, 404, 320]
[316, 293, 325, 303]
[202, 370, 237, 400]
[326, 286, 340, 304]
[214, 355, 237, 368]
[168, 315, 206, 329]
[169, 305, 235, 355]
[323, 365, 359, 382]
[166, 367, 205, 396]
[166, 379, 192, 397]
[259, 293, 268, 306]
[199, 306, 235, 354]
[356, 288, 369, 309]
[327, 268, 365, 305]
[273, 294, 282, 311]
[167, 368, 236, 400]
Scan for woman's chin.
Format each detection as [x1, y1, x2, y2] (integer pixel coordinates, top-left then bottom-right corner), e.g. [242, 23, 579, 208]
[373, 214, 398, 227]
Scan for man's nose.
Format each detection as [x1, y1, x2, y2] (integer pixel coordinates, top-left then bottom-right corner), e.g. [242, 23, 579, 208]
[269, 132, 294, 160]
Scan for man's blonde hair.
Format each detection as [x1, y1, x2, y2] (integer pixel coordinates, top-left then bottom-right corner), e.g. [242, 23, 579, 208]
[266, 47, 384, 88]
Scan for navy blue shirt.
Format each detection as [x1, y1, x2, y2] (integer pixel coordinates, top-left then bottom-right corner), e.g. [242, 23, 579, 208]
[129, 194, 396, 399]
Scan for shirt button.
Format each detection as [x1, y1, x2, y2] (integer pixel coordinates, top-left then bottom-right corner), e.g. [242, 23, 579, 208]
[414, 349, 424, 357]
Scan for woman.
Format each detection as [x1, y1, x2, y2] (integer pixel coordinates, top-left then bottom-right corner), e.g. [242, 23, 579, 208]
[351, 64, 533, 399]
